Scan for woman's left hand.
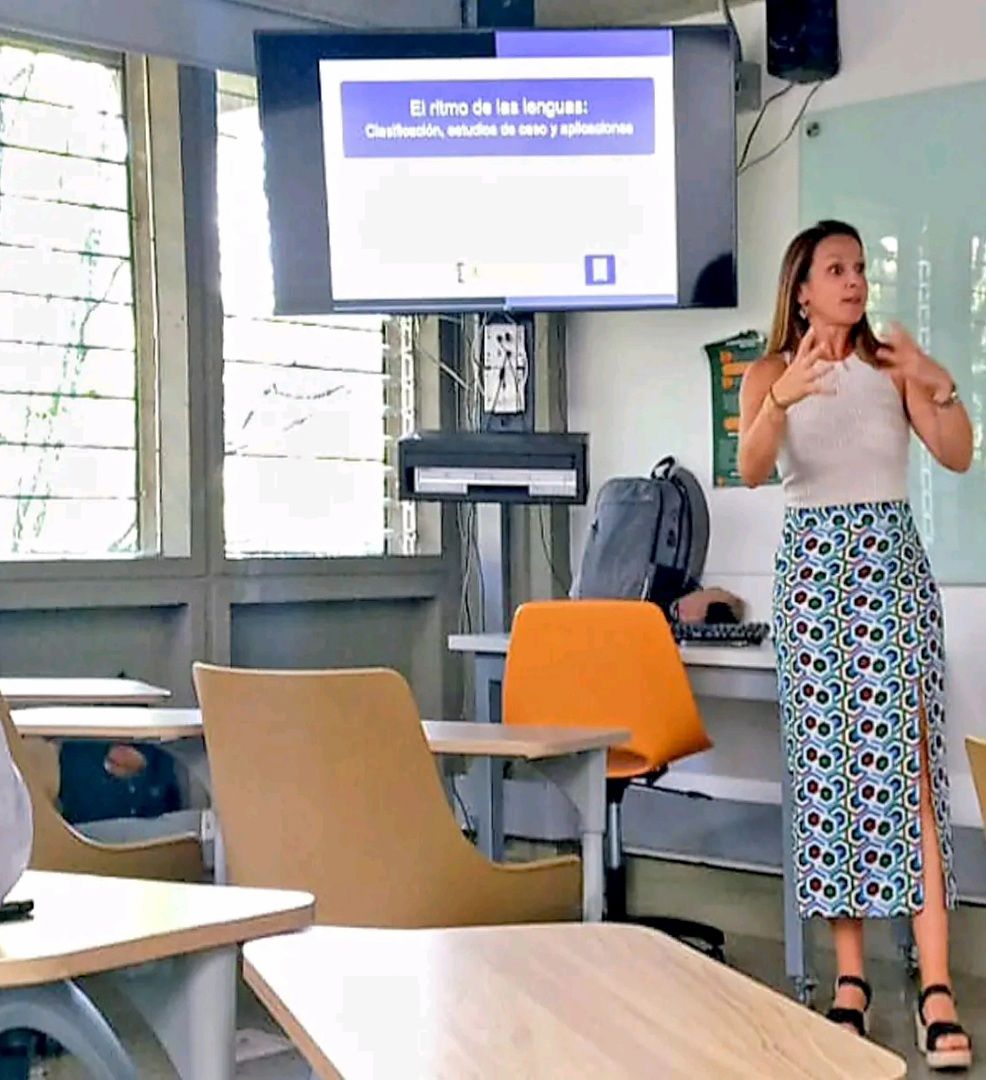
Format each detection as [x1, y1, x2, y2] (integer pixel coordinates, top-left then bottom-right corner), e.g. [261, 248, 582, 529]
[876, 323, 954, 401]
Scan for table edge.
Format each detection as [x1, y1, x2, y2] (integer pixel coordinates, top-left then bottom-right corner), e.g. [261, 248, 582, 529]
[0, 902, 313, 989]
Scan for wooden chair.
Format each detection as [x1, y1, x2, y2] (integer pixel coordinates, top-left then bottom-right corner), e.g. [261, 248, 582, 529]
[0, 702, 204, 882]
[967, 736, 986, 835]
[193, 663, 581, 927]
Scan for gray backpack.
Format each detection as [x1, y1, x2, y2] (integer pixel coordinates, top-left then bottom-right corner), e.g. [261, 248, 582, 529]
[570, 456, 710, 614]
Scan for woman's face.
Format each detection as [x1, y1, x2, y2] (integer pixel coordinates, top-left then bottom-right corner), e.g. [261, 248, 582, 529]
[798, 234, 868, 329]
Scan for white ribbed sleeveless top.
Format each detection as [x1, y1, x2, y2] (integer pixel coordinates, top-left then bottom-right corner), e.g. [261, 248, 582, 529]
[776, 353, 910, 508]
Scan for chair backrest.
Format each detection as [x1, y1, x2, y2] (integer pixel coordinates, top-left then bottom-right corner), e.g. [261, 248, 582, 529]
[193, 663, 491, 925]
[967, 736, 986, 836]
[503, 599, 711, 778]
[0, 702, 202, 882]
[1, 704, 113, 874]
[0, 702, 78, 870]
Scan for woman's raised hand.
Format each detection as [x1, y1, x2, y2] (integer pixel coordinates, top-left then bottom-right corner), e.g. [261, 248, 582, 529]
[770, 327, 836, 409]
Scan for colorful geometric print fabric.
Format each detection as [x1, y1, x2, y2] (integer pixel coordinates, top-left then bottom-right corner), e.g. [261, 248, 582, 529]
[773, 500, 956, 919]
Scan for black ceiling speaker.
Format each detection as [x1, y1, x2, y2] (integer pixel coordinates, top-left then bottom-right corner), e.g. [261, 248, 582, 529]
[766, 0, 841, 84]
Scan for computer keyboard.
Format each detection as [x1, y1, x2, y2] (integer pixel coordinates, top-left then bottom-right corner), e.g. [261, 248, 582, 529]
[672, 621, 771, 647]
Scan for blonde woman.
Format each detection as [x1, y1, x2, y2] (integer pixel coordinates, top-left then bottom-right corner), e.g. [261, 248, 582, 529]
[739, 220, 973, 1070]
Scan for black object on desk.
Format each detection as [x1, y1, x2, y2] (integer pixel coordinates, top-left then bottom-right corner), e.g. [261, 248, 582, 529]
[0, 899, 32, 923]
[672, 621, 770, 646]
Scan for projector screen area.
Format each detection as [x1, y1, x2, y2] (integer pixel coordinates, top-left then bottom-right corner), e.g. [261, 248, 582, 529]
[257, 27, 736, 314]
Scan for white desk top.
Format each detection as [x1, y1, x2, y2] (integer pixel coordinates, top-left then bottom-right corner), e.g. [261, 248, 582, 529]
[448, 632, 775, 672]
[244, 923, 904, 1080]
[1, 870, 313, 989]
[12, 706, 201, 742]
[448, 632, 510, 654]
[423, 720, 628, 759]
[678, 640, 775, 671]
[0, 678, 171, 707]
[12, 711, 627, 763]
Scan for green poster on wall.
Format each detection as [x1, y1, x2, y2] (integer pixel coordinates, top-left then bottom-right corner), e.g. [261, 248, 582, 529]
[704, 330, 774, 488]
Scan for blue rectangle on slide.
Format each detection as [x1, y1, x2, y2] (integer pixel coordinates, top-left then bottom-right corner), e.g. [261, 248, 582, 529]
[584, 254, 616, 285]
[339, 78, 656, 158]
[495, 29, 672, 59]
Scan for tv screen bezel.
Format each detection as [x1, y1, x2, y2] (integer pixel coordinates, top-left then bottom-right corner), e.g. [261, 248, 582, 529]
[255, 25, 738, 315]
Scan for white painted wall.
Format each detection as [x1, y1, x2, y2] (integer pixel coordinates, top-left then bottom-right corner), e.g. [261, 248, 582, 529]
[0, 0, 461, 74]
[241, 0, 460, 25]
[567, 0, 986, 826]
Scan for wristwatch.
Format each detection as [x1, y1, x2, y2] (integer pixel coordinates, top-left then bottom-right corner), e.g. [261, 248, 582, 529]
[934, 382, 960, 408]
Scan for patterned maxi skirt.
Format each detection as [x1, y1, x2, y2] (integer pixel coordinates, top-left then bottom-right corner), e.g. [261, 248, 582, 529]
[773, 500, 957, 919]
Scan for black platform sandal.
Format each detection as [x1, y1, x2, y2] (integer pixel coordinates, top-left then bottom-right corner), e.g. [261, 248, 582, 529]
[825, 974, 872, 1037]
[915, 984, 972, 1071]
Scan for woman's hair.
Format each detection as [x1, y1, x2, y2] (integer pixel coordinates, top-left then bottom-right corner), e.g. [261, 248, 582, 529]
[765, 219, 883, 364]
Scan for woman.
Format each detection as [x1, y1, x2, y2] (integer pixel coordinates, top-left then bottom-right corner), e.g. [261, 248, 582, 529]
[738, 220, 973, 1071]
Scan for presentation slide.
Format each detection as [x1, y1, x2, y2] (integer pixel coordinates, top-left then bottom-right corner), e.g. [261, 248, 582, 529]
[318, 31, 678, 308]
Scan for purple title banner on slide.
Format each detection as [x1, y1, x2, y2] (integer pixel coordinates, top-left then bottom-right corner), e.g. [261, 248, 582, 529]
[339, 78, 656, 159]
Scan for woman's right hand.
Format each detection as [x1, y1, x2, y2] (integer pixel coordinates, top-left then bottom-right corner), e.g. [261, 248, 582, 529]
[769, 327, 836, 409]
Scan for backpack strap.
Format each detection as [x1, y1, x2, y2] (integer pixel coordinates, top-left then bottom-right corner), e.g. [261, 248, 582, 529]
[650, 456, 676, 480]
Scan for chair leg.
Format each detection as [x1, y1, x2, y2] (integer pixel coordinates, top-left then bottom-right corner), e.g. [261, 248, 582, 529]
[0, 981, 137, 1080]
[604, 798, 628, 921]
[603, 791, 726, 961]
[605, 863, 628, 921]
[635, 914, 726, 959]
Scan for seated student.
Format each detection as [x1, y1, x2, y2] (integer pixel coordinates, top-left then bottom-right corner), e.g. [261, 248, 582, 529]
[0, 722, 32, 900]
[58, 742, 181, 826]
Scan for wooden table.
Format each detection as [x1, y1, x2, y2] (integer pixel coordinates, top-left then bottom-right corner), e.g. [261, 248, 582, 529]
[12, 706, 198, 742]
[0, 678, 170, 707]
[427, 721, 626, 922]
[2, 870, 313, 1079]
[15, 712, 622, 757]
[243, 922, 906, 1080]
[423, 720, 622, 760]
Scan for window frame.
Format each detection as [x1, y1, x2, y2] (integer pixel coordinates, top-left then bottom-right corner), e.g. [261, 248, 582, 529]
[0, 38, 192, 573]
[214, 72, 424, 565]
[0, 51, 439, 584]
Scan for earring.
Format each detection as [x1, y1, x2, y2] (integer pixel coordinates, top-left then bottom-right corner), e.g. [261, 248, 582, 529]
[798, 305, 808, 320]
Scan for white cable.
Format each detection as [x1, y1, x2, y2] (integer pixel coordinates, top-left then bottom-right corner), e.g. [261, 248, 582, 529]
[409, 339, 469, 392]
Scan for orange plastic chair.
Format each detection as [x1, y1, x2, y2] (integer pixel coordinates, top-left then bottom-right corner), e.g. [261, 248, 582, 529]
[503, 598, 722, 956]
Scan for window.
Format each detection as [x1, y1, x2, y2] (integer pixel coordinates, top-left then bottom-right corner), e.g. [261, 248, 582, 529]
[969, 236, 986, 467]
[866, 234, 898, 335]
[0, 42, 147, 558]
[216, 74, 418, 558]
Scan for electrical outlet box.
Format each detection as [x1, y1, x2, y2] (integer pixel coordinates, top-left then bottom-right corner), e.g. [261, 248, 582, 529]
[736, 61, 762, 113]
[482, 322, 529, 414]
